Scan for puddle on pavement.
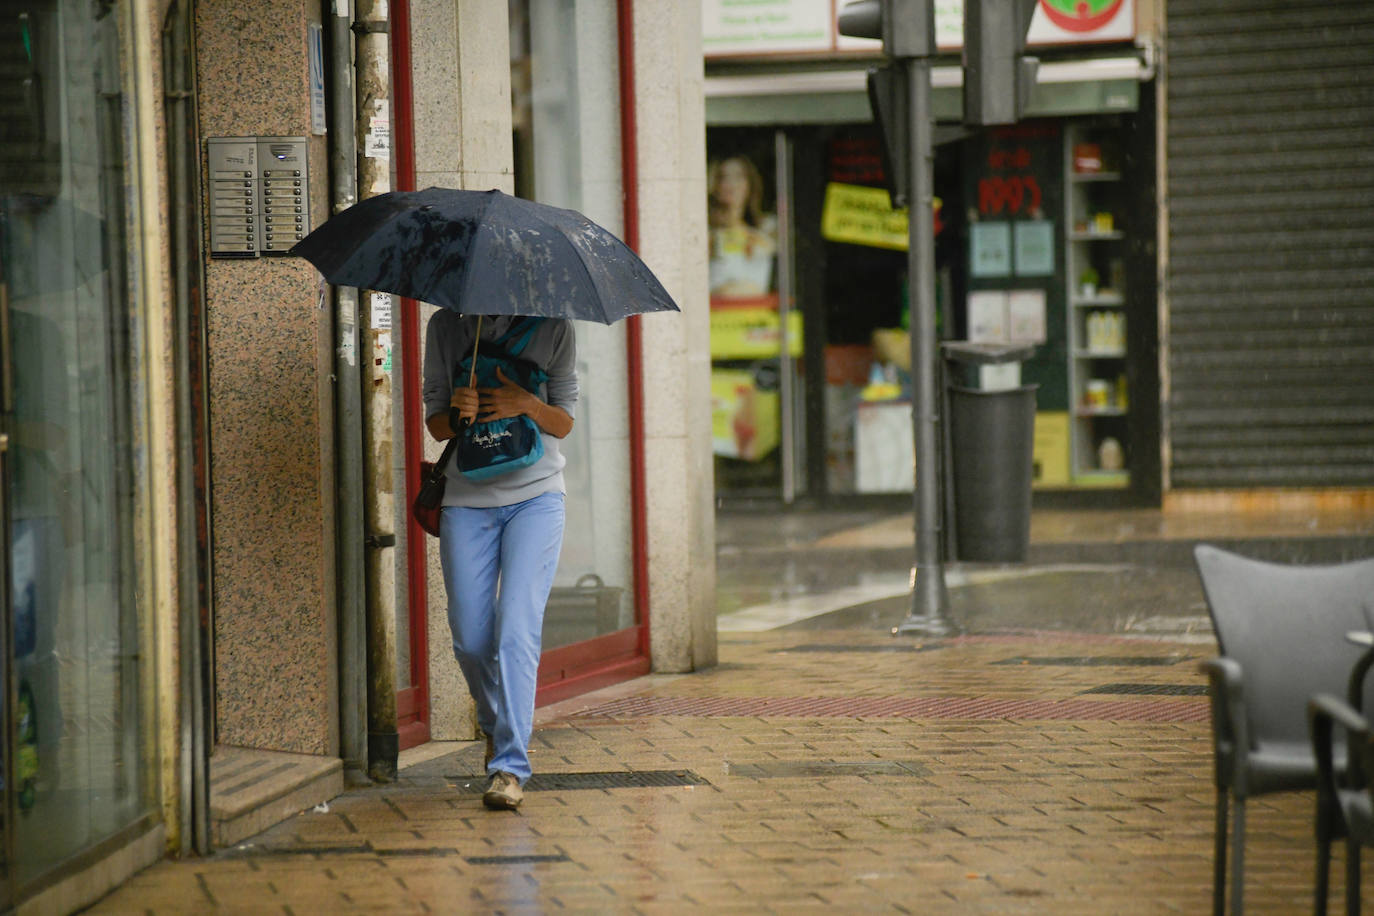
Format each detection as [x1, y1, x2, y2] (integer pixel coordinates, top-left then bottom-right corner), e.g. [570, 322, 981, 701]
[720, 562, 1214, 640]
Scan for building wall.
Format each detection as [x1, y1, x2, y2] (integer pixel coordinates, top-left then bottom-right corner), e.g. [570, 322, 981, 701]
[196, 0, 339, 754]
[633, 0, 717, 673]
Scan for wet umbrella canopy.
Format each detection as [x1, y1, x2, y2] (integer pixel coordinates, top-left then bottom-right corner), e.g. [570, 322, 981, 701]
[289, 187, 679, 324]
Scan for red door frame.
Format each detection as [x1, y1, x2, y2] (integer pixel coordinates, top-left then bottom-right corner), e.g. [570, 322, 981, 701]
[393, 0, 652, 739]
[392, 1, 430, 749]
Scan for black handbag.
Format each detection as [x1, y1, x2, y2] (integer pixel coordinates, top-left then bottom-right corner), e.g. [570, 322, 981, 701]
[411, 436, 458, 538]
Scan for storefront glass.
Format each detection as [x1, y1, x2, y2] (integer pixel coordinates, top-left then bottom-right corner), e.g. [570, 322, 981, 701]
[707, 128, 805, 497]
[511, 0, 635, 651]
[0, 0, 148, 890]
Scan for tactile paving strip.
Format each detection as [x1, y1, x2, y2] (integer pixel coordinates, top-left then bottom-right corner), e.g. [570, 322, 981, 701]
[570, 694, 1207, 723]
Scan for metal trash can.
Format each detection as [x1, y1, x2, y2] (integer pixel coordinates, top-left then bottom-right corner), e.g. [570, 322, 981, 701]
[942, 341, 1038, 563]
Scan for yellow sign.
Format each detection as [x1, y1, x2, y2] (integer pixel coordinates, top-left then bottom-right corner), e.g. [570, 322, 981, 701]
[821, 183, 907, 251]
[1032, 411, 1070, 488]
[710, 303, 803, 359]
[821, 182, 943, 251]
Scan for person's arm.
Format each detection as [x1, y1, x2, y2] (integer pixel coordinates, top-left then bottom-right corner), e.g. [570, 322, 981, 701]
[477, 367, 573, 438]
[422, 311, 481, 442]
[425, 386, 480, 441]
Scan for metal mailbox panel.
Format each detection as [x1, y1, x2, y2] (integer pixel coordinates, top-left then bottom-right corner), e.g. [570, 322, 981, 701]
[207, 137, 259, 257]
[257, 137, 309, 255]
[207, 136, 310, 258]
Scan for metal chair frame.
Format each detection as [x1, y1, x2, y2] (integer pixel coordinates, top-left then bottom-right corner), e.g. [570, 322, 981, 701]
[1196, 545, 1374, 916]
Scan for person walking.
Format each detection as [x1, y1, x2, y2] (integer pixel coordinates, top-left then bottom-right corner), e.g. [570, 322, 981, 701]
[423, 311, 577, 810]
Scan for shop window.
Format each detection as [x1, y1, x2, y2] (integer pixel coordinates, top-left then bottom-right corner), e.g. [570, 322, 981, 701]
[0, 0, 149, 891]
[510, 0, 636, 656]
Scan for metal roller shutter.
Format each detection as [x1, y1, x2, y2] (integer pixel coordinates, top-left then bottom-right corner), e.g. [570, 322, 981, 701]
[1166, 0, 1374, 488]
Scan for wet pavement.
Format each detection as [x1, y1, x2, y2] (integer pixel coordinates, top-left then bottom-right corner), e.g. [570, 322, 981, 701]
[714, 502, 1374, 637]
[84, 503, 1374, 914]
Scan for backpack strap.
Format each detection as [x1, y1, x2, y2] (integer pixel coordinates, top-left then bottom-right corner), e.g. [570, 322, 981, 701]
[494, 316, 541, 357]
[456, 317, 547, 391]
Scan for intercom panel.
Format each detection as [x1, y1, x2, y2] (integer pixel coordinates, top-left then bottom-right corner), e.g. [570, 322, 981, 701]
[208, 136, 310, 258]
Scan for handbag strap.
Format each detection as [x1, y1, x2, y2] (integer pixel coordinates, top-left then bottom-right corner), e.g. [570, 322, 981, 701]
[427, 435, 460, 482]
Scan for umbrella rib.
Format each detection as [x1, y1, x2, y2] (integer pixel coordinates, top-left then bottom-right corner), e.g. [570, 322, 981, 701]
[546, 213, 613, 324]
[342, 194, 428, 289]
[449, 190, 503, 315]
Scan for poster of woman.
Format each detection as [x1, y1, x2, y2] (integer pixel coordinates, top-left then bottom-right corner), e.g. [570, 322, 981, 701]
[706, 149, 785, 469]
[708, 154, 777, 299]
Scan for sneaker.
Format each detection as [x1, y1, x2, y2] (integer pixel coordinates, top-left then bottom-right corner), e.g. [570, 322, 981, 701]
[483, 771, 523, 810]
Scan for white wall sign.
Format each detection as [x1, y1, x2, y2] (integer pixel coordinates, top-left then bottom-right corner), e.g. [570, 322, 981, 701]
[708, 0, 1135, 57]
[369, 291, 392, 330]
[365, 98, 390, 160]
[703, 0, 832, 54]
[309, 24, 327, 135]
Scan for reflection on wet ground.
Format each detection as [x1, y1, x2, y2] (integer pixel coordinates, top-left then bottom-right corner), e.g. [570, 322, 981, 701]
[715, 504, 1374, 637]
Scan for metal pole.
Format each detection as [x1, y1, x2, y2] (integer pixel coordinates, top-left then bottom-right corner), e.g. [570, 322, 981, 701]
[354, 0, 399, 783]
[329, 0, 370, 786]
[774, 130, 796, 504]
[896, 55, 956, 637]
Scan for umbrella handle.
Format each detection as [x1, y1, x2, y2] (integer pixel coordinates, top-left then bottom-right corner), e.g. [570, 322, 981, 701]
[452, 314, 481, 433]
[467, 315, 481, 389]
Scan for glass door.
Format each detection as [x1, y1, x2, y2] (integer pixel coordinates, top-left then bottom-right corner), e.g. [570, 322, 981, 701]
[0, 276, 12, 906]
[708, 127, 805, 501]
[511, 0, 649, 699]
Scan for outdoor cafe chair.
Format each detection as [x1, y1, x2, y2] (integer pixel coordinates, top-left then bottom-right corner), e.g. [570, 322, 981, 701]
[1195, 544, 1374, 916]
[1310, 689, 1374, 916]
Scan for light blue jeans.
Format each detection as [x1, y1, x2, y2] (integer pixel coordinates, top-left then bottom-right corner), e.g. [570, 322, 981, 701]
[439, 492, 565, 783]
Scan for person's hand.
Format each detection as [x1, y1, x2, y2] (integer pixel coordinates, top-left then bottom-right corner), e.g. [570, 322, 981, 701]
[477, 367, 537, 421]
[450, 386, 480, 426]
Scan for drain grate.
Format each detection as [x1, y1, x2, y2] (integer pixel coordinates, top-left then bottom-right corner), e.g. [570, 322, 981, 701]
[448, 769, 710, 793]
[465, 853, 570, 866]
[993, 655, 1188, 667]
[571, 694, 1207, 723]
[221, 843, 458, 859]
[1082, 683, 1207, 696]
[775, 643, 948, 654]
[726, 760, 932, 779]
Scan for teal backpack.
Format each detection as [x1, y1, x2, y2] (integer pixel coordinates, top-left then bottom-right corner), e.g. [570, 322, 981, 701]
[454, 317, 548, 480]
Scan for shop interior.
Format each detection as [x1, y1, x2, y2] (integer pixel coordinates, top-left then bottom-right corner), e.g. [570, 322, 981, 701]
[708, 103, 1158, 507]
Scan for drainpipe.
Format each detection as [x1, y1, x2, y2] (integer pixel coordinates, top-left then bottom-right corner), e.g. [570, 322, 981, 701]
[329, 0, 369, 787]
[162, 0, 212, 855]
[354, 0, 399, 782]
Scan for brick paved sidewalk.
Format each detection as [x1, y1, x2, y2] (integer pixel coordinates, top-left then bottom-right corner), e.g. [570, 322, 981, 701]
[89, 627, 1352, 914]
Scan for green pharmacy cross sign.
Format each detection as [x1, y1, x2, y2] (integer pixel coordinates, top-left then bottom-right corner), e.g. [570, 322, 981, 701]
[1039, 0, 1126, 32]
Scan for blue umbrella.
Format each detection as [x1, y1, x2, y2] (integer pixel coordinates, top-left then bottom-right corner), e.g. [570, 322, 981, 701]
[289, 187, 679, 324]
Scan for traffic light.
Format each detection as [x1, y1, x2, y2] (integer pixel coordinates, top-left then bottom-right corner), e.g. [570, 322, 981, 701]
[963, 0, 1040, 126]
[865, 66, 908, 207]
[839, 0, 933, 207]
[837, 0, 934, 60]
